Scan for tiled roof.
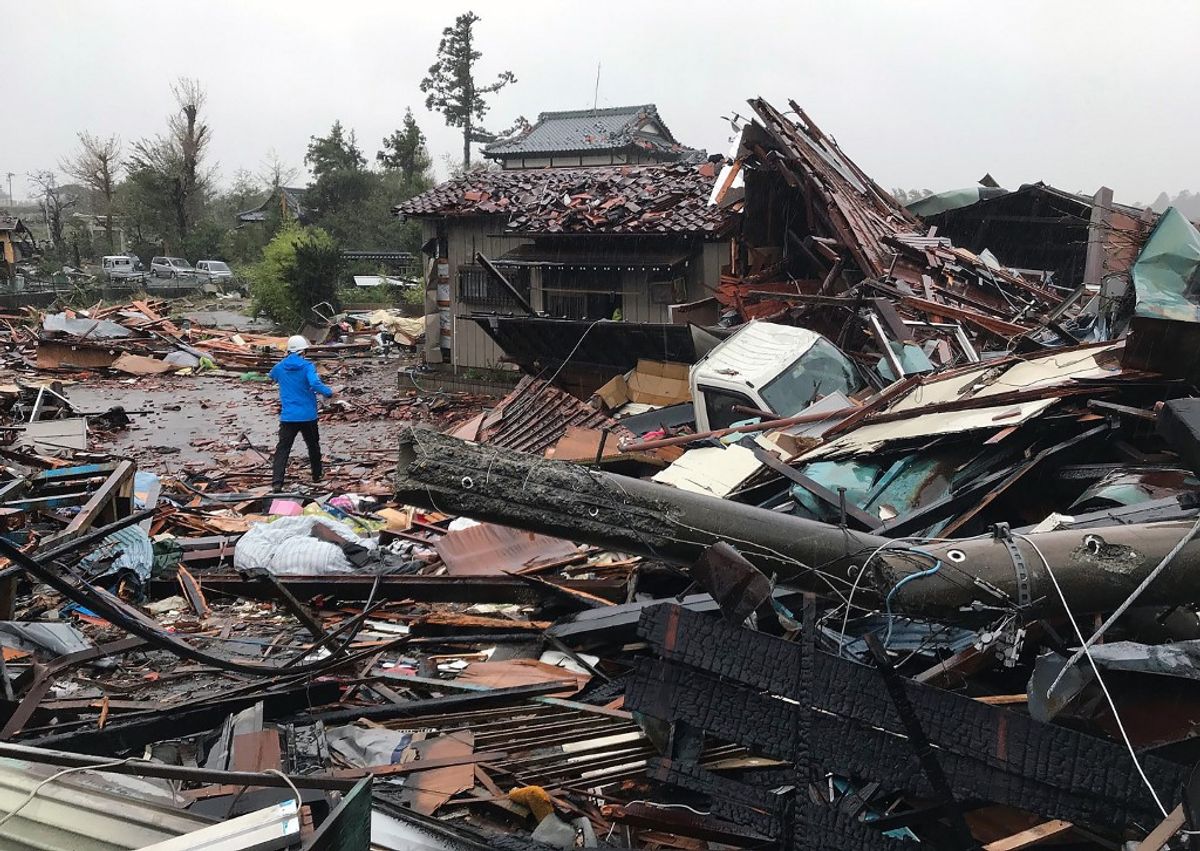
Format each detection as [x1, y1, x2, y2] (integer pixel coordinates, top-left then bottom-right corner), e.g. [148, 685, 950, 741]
[484, 104, 690, 160]
[395, 162, 736, 236]
[237, 186, 310, 224]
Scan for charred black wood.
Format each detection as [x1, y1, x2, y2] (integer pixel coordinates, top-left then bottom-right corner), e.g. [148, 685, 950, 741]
[628, 607, 1184, 827]
[863, 633, 978, 850]
[647, 757, 919, 850]
[638, 605, 1184, 822]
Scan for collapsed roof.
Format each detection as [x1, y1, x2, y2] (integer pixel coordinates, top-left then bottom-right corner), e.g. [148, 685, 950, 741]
[396, 161, 737, 236]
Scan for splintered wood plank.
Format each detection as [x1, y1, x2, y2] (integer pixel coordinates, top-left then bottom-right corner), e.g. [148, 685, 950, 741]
[1137, 805, 1185, 851]
[983, 820, 1073, 850]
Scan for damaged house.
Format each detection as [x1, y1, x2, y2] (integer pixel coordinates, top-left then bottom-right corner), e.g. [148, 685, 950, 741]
[910, 181, 1152, 299]
[0, 216, 38, 279]
[394, 105, 738, 388]
[236, 185, 312, 227]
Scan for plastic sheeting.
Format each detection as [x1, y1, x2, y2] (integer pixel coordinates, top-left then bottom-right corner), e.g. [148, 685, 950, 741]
[79, 524, 154, 584]
[1132, 206, 1200, 323]
[327, 725, 418, 767]
[234, 515, 378, 575]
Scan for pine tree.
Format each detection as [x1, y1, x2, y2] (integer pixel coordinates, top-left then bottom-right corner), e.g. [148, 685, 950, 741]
[378, 109, 433, 182]
[420, 11, 516, 170]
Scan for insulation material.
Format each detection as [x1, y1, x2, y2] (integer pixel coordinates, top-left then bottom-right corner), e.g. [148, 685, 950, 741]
[804, 344, 1124, 458]
[652, 440, 768, 497]
[111, 353, 174, 375]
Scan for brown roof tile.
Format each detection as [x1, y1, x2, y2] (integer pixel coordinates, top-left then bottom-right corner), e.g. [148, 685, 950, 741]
[395, 163, 736, 237]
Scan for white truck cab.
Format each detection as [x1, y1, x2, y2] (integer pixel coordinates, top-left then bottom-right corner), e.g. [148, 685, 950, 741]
[101, 255, 138, 280]
[690, 321, 864, 431]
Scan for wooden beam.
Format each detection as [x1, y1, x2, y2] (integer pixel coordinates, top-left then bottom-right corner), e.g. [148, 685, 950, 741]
[983, 820, 1073, 851]
[1136, 805, 1184, 851]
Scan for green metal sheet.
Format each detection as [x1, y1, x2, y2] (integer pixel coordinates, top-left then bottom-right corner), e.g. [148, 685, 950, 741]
[907, 186, 1004, 217]
[1132, 206, 1200, 322]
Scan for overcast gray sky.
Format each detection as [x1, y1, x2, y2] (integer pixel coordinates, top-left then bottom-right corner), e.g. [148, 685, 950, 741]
[6, 0, 1199, 206]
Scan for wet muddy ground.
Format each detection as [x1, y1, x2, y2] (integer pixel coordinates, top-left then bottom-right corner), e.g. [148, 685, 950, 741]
[68, 356, 422, 488]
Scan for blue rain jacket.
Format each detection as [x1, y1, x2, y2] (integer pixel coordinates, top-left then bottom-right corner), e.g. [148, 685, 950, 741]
[269, 352, 333, 422]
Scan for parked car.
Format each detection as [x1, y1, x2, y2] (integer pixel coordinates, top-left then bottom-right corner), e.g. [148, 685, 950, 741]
[195, 260, 234, 282]
[100, 255, 144, 282]
[150, 256, 194, 278]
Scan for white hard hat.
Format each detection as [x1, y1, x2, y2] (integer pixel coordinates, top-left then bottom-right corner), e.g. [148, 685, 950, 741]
[286, 335, 310, 353]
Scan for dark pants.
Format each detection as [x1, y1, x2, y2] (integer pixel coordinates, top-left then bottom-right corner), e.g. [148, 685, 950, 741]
[272, 419, 322, 489]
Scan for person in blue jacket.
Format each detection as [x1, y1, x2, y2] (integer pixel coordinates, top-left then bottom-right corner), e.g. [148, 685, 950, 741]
[269, 335, 335, 491]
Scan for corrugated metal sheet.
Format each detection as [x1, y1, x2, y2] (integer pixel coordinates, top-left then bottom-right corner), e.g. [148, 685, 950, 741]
[477, 375, 636, 455]
[434, 521, 578, 575]
[0, 758, 212, 851]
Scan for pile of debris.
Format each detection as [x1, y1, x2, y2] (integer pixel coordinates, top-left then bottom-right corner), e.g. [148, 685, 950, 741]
[6, 94, 1200, 851]
[0, 299, 424, 377]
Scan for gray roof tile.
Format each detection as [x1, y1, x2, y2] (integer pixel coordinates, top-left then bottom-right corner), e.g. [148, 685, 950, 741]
[484, 104, 690, 160]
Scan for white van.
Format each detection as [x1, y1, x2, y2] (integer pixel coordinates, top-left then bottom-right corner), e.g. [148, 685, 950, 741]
[101, 255, 140, 281]
[689, 321, 865, 431]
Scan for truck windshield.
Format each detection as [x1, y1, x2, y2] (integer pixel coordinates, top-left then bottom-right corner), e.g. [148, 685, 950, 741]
[208, 261, 230, 272]
[759, 338, 862, 416]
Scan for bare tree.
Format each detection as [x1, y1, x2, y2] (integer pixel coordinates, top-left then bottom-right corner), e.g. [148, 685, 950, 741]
[127, 77, 212, 241]
[61, 132, 122, 253]
[27, 171, 78, 252]
[259, 148, 298, 190]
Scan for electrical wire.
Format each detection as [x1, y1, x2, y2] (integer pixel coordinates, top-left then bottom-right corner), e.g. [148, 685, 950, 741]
[835, 539, 912, 657]
[1014, 532, 1170, 819]
[264, 768, 301, 807]
[0, 758, 132, 829]
[0, 535, 404, 678]
[623, 799, 711, 816]
[542, 318, 605, 389]
[883, 549, 941, 647]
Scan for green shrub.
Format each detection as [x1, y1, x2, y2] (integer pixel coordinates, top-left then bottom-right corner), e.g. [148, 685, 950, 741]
[247, 224, 341, 330]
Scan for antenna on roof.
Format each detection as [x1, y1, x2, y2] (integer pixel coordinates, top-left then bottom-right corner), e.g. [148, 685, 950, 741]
[592, 62, 601, 113]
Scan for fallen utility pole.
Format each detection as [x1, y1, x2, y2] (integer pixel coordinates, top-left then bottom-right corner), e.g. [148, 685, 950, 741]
[396, 428, 1200, 618]
[396, 428, 878, 596]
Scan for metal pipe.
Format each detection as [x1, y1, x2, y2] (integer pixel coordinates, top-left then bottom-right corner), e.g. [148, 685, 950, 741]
[397, 427, 886, 595]
[619, 406, 857, 452]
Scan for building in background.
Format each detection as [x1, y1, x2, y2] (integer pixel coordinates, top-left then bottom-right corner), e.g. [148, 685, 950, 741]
[483, 104, 696, 170]
[0, 216, 38, 278]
